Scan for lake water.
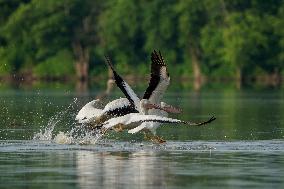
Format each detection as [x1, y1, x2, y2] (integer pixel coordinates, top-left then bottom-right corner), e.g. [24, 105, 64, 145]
[0, 85, 283, 189]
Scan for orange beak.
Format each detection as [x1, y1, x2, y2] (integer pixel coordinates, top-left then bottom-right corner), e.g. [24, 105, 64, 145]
[161, 105, 182, 114]
[144, 103, 182, 114]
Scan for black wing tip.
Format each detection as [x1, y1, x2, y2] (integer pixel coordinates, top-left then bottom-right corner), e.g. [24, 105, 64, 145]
[151, 49, 160, 58]
[104, 56, 126, 92]
[152, 49, 159, 56]
[152, 49, 162, 56]
[105, 55, 121, 79]
[104, 55, 115, 71]
[151, 49, 166, 66]
[205, 116, 216, 124]
[209, 116, 216, 122]
[198, 116, 216, 126]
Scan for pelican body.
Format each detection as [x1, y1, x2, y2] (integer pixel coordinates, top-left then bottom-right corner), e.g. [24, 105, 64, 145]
[75, 50, 216, 143]
[76, 98, 137, 125]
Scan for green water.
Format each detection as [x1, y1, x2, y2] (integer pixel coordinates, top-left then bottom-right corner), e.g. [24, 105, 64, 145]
[0, 86, 284, 189]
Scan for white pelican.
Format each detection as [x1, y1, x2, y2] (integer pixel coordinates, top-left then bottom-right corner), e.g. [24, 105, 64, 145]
[101, 52, 215, 142]
[75, 53, 145, 125]
[76, 99, 103, 124]
[128, 50, 182, 142]
[104, 52, 181, 115]
[77, 54, 178, 124]
[76, 50, 177, 125]
[75, 55, 149, 125]
[103, 54, 181, 117]
[76, 50, 215, 142]
[143, 50, 170, 104]
[75, 98, 134, 124]
[75, 97, 170, 127]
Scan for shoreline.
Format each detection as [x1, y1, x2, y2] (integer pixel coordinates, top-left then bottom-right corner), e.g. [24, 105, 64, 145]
[0, 74, 283, 91]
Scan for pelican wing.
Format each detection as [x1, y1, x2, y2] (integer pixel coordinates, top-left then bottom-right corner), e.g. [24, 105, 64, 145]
[76, 99, 104, 123]
[143, 50, 170, 104]
[102, 113, 183, 129]
[103, 98, 138, 116]
[128, 122, 149, 134]
[105, 56, 140, 111]
[103, 114, 216, 129]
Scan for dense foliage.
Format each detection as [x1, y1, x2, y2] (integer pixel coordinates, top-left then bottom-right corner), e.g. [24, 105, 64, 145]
[0, 0, 283, 83]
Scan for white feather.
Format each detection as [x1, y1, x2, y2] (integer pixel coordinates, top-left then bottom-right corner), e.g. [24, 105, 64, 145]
[129, 102, 169, 134]
[103, 113, 184, 129]
[122, 81, 141, 111]
[128, 122, 149, 134]
[148, 78, 170, 104]
[75, 100, 103, 123]
[103, 98, 130, 112]
[76, 98, 131, 124]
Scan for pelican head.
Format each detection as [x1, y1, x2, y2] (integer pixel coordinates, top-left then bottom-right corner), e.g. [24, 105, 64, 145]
[161, 102, 167, 108]
[75, 99, 103, 123]
[161, 102, 182, 114]
[140, 99, 169, 115]
[140, 99, 183, 115]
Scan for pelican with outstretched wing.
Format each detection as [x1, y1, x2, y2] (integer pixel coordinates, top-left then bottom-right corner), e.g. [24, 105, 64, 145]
[102, 51, 215, 142]
[76, 50, 216, 143]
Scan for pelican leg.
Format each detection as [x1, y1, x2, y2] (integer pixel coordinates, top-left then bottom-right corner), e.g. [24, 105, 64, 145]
[144, 132, 166, 144]
[152, 135, 166, 144]
[100, 128, 108, 135]
[113, 124, 124, 132]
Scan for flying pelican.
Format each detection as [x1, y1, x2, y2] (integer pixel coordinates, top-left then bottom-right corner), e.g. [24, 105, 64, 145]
[75, 98, 133, 124]
[102, 54, 183, 130]
[128, 50, 175, 141]
[104, 50, 215, 142]
[143, 50, 170, 104]
[75, 97, 171, 123]
[101, 52, 215, 142]
[76, 50, 215, 142]
[75, 53, 175, 126]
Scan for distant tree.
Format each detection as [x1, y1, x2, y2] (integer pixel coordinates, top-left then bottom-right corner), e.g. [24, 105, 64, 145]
[0, 0, 283, 85]
[0, 0, 30, 43]
[222, 0, 283, 83]
[140, 0, 180, 65]
[99, 0, 183, 77]
[274, 3, 284, 73]
[1, 0, 104, 80]
[175, 0, 207, 90]
[201, 0, 233, 78]
[0, 0, 30, 75]
[98, 0, 144, 75]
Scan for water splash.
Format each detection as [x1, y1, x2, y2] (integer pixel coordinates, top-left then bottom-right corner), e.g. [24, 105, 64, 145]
[33, 98, 78, 141]
[33, 117, 60, 141]
[54, 131, 73, 144]
[33, 97, 104, 145]
[53, 125, 104, 145]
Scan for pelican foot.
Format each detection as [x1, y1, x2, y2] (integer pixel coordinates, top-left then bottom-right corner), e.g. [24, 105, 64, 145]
[100, 128, 108, 135]
[113, 124, 124, 132]
[144, 134, 166, 144]
[152, 135, 166, 144]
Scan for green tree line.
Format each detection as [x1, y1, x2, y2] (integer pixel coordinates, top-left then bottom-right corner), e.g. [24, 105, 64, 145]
[0, 0, 283, 87]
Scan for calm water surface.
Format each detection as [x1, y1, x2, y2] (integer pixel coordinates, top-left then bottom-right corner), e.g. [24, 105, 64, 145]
[0, 86, 283, 189]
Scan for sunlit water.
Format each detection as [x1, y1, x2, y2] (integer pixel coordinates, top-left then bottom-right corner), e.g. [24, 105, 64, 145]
[0, 87, 283, 189]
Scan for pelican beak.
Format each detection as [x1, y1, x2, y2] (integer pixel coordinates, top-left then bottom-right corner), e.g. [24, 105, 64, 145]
[144, 103, 182, 114]
[161, 105, 182, 114]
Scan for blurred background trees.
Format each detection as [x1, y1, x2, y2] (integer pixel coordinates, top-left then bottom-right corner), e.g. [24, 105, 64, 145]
[0, 0, 283, 87]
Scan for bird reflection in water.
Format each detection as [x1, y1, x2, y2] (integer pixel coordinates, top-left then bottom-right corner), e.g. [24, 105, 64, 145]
[76, 150, 168, 188]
